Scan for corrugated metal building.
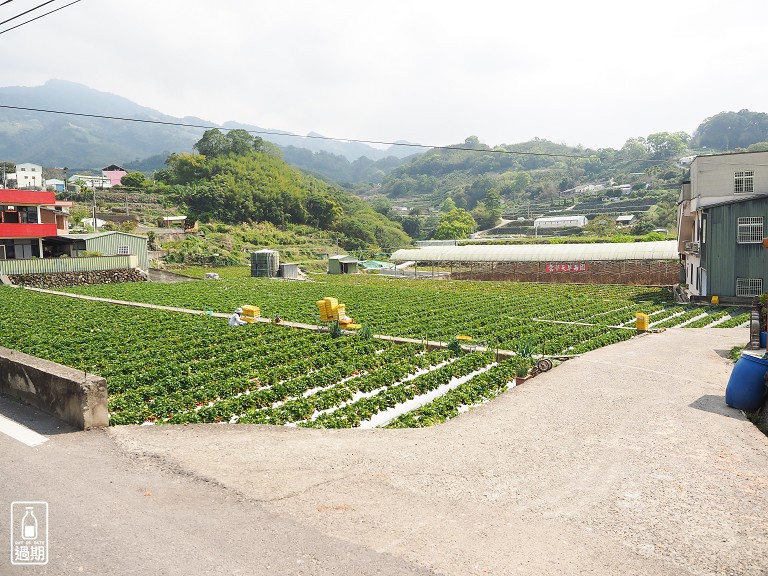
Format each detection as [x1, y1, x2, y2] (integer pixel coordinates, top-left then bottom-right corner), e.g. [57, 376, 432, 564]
[678, 151, 768, 299]
[48, 232, 149, 270]
[697, 196, 768, 298]
[390, 241, 680, 285]
[328, 255, 358, 274]
[0, 254, 138, 275]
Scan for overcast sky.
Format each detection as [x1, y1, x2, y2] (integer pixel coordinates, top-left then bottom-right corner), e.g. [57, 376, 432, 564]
[3, 0, 768, 150]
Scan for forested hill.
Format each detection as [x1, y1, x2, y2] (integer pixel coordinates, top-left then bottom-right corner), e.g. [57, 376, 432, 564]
[380, 135, 688, 210]
[161, 129, 410, 252]
[379, 113, 768, 212]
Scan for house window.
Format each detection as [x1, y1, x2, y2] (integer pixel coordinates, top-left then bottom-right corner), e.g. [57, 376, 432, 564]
[117, 245, 130, 255]
[734, 170, 754, 193]
[736, 278, 763, 297]
[737, 217, 763, 243]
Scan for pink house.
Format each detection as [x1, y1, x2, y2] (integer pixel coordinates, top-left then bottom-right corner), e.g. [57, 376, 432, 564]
[102, 164, 127, 187]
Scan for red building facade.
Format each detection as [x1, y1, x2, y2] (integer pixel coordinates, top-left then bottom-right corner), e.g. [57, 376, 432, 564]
[0, 189, 69, 259]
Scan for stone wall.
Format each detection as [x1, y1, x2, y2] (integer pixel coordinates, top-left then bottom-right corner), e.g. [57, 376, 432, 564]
[9, 268, 147, 288]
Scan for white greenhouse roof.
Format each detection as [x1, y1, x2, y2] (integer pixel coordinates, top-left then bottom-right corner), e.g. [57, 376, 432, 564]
[534, 215, 587, 223]
[390, 240, 679, 263]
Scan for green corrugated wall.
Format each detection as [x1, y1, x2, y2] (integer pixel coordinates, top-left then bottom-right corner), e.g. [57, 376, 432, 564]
[705, 197, 768, 297]
[83, 233, 148, 270]
[0, 255, 137, 275]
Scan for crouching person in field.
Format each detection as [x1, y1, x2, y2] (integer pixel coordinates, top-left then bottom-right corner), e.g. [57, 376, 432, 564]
[229, 308, 247, 327]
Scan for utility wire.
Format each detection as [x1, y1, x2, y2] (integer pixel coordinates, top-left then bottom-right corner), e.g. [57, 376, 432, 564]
[0, 103, 601, 159]
[0, 103, 683, 165]
[0, 0, 17, 6]
[0, 0, 81, 35]
[0, 0, 57, 26]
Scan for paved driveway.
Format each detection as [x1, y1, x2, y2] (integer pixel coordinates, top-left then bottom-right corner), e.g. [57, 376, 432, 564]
[2, 327, 765, 575]
[108, 327, 767, 575]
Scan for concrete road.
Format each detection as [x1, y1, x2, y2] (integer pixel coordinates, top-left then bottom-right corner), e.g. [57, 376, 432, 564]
[0, 400, 431, 575]
[2, 327, 767, 575]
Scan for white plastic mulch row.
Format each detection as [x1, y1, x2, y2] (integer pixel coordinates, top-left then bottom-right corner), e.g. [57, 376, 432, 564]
[455, 380, 516, 415]
[648, 308, 689, 327]
[673, 312, 712, 328]
[705, 313, 748, 328]
[298, 357, 459, 425]
[356, 361, 498, 429]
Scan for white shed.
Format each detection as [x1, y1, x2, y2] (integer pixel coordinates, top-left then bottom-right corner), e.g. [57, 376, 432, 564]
[533, 215, 588, 231]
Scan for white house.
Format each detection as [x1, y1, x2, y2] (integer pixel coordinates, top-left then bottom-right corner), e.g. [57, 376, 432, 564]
[69, 174, 112, 189]
[7, 163, 43, 189]
[45, 178, 66, 192]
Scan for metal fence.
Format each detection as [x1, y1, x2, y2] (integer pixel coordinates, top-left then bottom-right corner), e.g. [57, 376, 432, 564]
[0, 255, 138, 275]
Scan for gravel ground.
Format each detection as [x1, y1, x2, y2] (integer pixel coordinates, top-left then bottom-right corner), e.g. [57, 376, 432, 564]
[111, 327, 768, 576]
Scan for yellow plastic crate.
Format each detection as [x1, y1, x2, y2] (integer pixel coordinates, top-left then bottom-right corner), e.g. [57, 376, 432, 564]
[635, 313, 649, 331]
[241, 305, 260, 318]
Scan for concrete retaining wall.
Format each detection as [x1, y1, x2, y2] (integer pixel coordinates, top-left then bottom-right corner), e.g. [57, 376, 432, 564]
[0, 346, 109, 430]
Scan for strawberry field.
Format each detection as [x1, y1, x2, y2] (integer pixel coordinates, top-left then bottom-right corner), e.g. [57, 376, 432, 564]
[0, 276, 749, 428]
[60, 275, 749, 347]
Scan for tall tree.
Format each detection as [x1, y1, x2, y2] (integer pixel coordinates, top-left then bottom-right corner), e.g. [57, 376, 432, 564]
[646, 132, 689, 159]
[692, 110, 768, 150]
[584, 215, 618, 237]
[226, 129, 256, 156]
[194, 129, 231, 157]
[433, 208, 476, 240]
[120, 171, 148, 189]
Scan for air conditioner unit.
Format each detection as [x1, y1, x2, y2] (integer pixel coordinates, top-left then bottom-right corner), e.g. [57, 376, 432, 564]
[684, 241, 700, 254]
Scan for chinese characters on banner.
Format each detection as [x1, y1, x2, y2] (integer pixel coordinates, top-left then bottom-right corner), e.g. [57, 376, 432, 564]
[545, 263, 588, 273]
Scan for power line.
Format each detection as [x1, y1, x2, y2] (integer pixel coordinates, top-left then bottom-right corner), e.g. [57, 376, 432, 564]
[0, 103, 603, 159]
[0, 0, 57, 26]
[0, 103, 683, 165]
[0, 0, 81, 35]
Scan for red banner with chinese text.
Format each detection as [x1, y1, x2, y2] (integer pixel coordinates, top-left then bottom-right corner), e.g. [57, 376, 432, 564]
[545, 263, 588, 273]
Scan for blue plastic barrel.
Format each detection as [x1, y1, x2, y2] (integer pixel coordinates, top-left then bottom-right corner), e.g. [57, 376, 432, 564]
[725, 354, 768, 412]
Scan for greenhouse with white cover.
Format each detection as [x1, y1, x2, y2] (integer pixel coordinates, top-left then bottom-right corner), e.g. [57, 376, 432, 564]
[389, 240, 681, 285]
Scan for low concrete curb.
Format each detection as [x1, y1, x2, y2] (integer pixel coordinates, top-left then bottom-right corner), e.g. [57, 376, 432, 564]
[0, 346, 108, 430]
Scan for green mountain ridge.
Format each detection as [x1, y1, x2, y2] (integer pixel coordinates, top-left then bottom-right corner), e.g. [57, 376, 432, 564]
[0, 80, 413, 168]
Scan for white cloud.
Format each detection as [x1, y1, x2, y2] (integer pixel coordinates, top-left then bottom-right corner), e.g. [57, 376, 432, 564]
[3, 0, 768, 150]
